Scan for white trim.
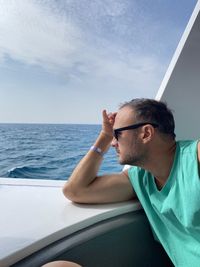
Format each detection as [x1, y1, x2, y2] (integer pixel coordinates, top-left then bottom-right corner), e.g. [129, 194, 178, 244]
[0, 177, 65, 187]
[0, 178, 141, 266]
[156, 0, 200, 100]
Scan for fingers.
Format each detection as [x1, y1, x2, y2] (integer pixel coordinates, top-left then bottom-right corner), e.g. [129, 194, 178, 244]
[101, 110, 117, 137]
[102, 110, 108, 122]
[102, 110, 117, 125]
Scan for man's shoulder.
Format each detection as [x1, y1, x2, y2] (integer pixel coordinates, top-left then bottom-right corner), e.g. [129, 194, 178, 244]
[176, 140, 199, 162]
[176, 139, 198, 150]
[176, 139, 198, 145]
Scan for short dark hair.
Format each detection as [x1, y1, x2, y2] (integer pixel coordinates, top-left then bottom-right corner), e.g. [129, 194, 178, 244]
[120, 98, 176, 139]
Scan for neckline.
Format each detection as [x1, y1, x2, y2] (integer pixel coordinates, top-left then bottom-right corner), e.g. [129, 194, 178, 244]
[152, 142, 179, 196]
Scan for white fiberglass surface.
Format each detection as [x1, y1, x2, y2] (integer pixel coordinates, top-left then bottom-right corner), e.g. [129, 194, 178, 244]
[156, 1, 200, 140]
[0, 178, 140, 266]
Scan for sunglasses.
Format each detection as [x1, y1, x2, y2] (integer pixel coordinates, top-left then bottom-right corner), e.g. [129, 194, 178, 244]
[113, 122, 159, 141]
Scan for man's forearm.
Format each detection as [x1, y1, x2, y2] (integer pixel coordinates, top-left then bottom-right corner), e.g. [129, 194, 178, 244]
[63, 131, 113, 198]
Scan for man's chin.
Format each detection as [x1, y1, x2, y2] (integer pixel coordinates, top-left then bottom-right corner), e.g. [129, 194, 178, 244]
[117, 155, 131, 165]
[118, 157, 134, 166]
[118, 157, 125, 165]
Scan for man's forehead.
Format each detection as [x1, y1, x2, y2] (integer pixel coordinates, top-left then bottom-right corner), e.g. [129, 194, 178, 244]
[115, 107, 135, 127]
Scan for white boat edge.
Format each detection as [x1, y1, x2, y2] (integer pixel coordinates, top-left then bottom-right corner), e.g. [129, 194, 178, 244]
[156, 0, 200, 101]
[0, 178, 141, 266]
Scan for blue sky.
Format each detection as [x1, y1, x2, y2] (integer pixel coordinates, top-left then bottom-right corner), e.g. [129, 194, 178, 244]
[0, 0, 197, 124]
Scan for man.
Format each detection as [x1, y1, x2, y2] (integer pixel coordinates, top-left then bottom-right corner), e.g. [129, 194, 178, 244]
[47, 99, 200, 266]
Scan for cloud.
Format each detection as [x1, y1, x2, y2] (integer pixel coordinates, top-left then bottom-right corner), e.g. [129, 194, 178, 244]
[0, 0, 177, 95]
[85, 0, 128, 17]
[0, 0, 82, 69]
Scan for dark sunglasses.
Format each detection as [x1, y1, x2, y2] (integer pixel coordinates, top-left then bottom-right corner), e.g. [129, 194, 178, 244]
[113, 122, 159, 141]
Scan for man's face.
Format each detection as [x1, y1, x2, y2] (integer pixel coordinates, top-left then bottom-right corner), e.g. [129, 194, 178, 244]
[112, 106, 147, 166]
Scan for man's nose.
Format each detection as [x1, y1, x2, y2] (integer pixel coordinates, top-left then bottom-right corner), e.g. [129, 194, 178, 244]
[111, 137, 118, 147]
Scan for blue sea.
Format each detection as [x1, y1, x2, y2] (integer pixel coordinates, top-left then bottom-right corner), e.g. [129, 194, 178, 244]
[0, 123, 122, 180]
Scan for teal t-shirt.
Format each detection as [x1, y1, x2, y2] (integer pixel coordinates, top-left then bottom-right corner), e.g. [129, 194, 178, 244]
[128, 140, 200, 267]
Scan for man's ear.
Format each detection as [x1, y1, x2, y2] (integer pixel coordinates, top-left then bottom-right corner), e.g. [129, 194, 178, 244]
[141, 125, 155, 143]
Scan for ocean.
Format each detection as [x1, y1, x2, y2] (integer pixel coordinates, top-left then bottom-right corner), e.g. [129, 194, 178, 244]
[0, 123, 122, 180]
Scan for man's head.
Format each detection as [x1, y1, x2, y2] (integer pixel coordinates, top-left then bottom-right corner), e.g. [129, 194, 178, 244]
[112, 98, 176, 166]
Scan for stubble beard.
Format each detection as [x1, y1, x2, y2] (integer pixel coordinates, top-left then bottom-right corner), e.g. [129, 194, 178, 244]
[119, 153, 146, 166]
[118, 139, 147, 167]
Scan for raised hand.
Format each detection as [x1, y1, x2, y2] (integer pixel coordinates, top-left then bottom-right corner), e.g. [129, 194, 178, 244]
[102, 110, 117, 137]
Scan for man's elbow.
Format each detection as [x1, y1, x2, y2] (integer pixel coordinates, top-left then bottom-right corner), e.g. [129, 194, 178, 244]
[62, 183, 82, 203]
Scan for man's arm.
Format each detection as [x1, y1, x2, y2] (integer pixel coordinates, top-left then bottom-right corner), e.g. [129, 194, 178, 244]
[62, 111, 136, 204]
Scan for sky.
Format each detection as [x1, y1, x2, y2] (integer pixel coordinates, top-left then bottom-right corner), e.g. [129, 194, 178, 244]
[0, 0, 197, 124]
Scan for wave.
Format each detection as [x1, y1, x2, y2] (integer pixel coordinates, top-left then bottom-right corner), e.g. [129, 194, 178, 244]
[7, 165, 57, 179]
[0, 123, 120, 180]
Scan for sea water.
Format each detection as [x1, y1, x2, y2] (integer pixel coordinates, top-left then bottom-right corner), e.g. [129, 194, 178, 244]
[0, 123, 122, 180]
